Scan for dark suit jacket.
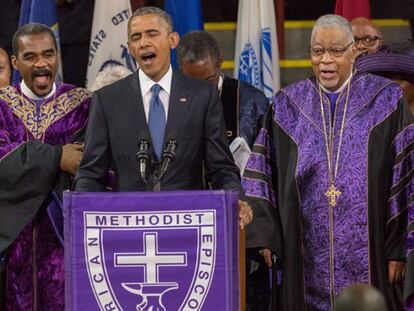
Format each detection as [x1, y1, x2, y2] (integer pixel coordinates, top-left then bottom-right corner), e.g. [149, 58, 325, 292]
[74, 71, 242, 193]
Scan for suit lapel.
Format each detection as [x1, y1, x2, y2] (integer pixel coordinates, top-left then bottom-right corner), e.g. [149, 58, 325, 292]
[122, 72, 154, 154]
[164, 72, 190, 141]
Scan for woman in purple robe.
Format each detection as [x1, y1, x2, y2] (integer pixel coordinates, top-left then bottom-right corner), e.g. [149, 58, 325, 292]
[355, 40, 414, 311]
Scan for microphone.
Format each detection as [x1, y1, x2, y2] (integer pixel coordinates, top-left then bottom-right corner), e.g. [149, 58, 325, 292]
[136, 132, 150, 184]
[158, 138, 177, 179]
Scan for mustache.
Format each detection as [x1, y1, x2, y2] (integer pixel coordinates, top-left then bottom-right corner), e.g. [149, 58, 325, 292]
[32, 69, 52, 78]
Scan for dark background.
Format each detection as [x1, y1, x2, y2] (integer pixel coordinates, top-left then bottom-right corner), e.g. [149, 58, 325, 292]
[0, 0, 413, 87]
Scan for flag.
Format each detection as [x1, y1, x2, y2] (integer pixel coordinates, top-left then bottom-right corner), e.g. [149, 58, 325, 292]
[13, 0, 63, 84]
[164, 0, 203, 69]
[234, 0, 280, 101]
[86, 0, 136, 89]
[335, 0, 371, 20]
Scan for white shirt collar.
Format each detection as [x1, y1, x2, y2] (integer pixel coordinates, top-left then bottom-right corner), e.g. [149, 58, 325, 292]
[217, 74, 224, 92]
[20, 80, 56, 100]
[320, 72, 353, 94]
[139, 66, 172, 96]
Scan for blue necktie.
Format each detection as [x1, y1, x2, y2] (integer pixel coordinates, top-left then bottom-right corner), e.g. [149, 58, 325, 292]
[148, 84, 166, 160]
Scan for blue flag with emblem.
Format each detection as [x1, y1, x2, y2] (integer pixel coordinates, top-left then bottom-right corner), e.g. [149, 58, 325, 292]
[234, 0, 280, 101]
[13, 0, 63, 84]
[164, 0, 204, 70]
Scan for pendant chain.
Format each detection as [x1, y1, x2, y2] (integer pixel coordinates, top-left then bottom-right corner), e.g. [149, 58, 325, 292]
[319, 81, 350, 207]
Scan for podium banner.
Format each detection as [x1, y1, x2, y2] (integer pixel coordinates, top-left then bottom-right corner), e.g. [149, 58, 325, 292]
[64, 190, 239, 310]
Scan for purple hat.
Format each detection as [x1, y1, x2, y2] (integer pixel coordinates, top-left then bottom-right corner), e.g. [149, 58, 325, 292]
[355, 42, 414, 77]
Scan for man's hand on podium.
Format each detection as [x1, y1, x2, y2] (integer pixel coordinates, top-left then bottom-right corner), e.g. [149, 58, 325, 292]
[238, 200, 253, 230]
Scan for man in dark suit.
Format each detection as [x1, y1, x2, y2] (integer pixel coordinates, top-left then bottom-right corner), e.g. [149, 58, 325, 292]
[177, 31, 271, 310]
[74, 6, 252, 228]
[177, 31, 269, 149]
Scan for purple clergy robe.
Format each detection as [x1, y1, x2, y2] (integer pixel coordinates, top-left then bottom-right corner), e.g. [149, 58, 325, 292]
[0, 83, 90, 310]
[406, 132, 414, 310]
[242, 72, 414, 311]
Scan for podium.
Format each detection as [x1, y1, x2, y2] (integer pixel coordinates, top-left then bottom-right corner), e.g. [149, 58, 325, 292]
[64, 190, 240, 310]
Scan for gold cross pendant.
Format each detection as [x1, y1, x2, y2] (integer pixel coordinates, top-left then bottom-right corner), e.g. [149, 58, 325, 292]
[325, 184, 341, 207]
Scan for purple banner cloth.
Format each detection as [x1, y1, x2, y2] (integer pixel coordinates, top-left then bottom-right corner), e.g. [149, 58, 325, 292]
[64, 190, 239, 310]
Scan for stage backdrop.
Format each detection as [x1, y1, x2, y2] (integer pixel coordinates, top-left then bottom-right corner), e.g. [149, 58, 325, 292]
[64, 190, 239, 310]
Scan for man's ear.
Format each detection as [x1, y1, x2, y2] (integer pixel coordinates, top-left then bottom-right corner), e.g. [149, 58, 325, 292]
[169, 32, 180, 49]
[350, 44, 357, 63]
[11, 55, 18, 71]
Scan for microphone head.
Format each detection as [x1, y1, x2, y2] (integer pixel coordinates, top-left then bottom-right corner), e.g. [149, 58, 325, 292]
[167, 139, 177, 148]
[138, 130, 150, 147]
[161, 140, 177, 162]
[137, 132, 150, 155]
[164, 130, 179, 148]
[136, 130, 151, 162]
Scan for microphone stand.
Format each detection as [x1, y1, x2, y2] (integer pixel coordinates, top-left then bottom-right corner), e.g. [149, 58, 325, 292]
[152, 139, 177, 191]
[136, 140, 150, 184]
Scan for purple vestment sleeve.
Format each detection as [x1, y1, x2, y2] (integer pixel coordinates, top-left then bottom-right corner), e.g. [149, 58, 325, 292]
[386, 104, 414, 261]
[0, 96, 26, 160]
[242, 105, 283, 258]
[391, 116, 414, 305]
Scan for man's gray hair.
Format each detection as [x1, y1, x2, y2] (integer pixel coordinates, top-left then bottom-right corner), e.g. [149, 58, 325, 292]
[89, 65, 132, 92]
[311, 14, 354, 44]
[176, 31, 221, 68]
[129, 6, 173, 32]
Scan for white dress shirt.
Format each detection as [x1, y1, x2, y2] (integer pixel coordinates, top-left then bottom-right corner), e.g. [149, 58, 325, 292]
[139, 66, 172, 122]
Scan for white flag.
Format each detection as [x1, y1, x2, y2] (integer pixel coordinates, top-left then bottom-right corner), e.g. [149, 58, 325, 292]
[86, 0, 137, 88]
[234, 0, 280, 101]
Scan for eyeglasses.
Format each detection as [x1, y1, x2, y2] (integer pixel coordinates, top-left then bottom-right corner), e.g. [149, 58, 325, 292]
[354, 35, 382, 47]
[309, 42, 354, 58]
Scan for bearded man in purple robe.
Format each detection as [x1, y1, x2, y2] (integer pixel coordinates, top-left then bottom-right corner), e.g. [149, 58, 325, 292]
[242, 14, 413, 311]
[0, 23, 90, 310]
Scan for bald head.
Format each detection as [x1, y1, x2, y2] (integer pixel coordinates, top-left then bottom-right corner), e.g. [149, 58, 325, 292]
[351, 17, 383, 56]
[0, 48, 11, 87]
[335, 284, 387, 311]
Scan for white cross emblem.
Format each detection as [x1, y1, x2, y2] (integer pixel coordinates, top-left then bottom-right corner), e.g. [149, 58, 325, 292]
[114, 232, 187, 283]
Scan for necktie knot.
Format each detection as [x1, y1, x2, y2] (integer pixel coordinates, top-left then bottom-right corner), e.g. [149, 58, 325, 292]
[151, 84, 162, 97]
